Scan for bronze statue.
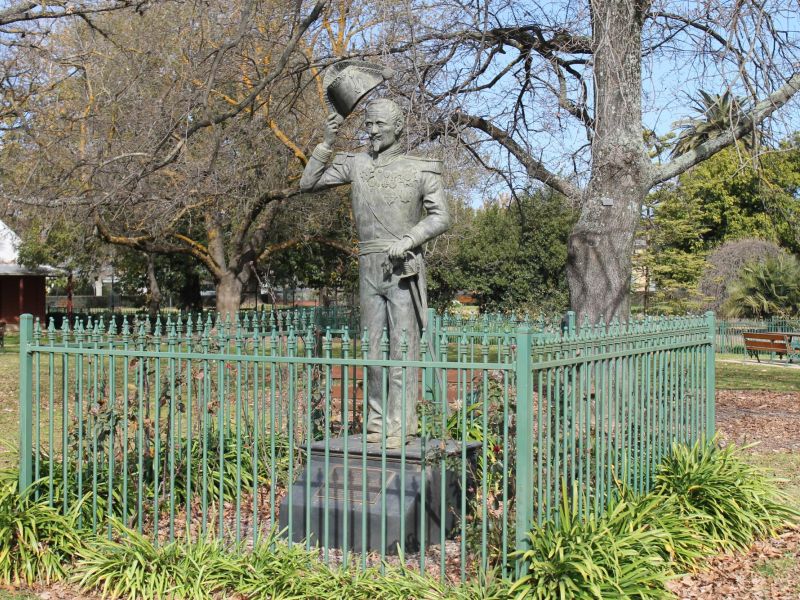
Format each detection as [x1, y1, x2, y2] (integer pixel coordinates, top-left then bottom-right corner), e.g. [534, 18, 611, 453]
[300, 71, 450, 448]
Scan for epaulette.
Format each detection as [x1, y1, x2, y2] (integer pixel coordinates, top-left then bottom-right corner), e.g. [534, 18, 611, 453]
[333, 152, 355, 166]
[406, 155, 443, 175]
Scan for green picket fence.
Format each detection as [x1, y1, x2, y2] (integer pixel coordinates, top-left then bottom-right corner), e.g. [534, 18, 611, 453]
[45, 306, 362, 336]
[17, 310, 715, 580]
[716, 317, 800, 355]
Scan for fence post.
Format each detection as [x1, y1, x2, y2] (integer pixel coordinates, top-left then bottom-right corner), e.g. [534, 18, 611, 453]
[424, 307, 436, 401]
[18, 314, 33, 493]
[565, 311, 576, 336]
[705, 311, 716, 440]
[514, 325, 533, 572]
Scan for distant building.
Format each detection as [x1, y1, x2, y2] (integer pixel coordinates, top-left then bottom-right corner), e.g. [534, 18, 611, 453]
[0, 220, 59, 327]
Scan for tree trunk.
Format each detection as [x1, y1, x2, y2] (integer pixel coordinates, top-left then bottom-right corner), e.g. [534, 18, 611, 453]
[180, 271, 202, 312]
[320, 286, 332, 307]
[66, 272, 74, 319]
[567, 0, 650, 325]
[216, 272, 244, 318]
[145, 254, 162, 319]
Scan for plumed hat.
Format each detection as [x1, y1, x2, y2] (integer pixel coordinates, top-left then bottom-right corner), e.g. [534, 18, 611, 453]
[323, 60, 394, 117]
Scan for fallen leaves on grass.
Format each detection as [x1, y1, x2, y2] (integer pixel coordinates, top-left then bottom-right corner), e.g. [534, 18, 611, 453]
[716, 390, 800, 452]
[668, 526, 800, 600]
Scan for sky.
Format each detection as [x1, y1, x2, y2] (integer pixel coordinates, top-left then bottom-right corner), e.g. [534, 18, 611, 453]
[401, 0, 800, 199]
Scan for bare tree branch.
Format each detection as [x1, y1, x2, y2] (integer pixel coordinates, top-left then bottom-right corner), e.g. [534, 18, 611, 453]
[451, 111, 581, 200]
[94, 214, 223, 277]
[651, 72, 800, 185]
[257, 235, 356, 263]
[0, 1, 155, 26]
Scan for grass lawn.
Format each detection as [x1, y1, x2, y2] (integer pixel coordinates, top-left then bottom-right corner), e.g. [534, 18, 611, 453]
[716, 360, 800, 392]
[744, 452, 800, 503]
[0, 591, 36, 599]
[0, 344, 19, 470]
[715, 358, 800, 504]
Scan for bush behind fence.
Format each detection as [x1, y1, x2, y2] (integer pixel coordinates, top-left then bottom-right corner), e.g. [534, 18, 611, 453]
[17, 309, 716, 581]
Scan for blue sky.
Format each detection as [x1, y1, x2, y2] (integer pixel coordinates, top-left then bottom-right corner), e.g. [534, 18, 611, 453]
[395, 0, 800, 198]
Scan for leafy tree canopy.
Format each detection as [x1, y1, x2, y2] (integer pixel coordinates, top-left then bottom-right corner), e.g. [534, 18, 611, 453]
[700, 239, 788, 314]
[637, 140, 800, 314]
[15, 215, 105, 281]
[429, 190, 576, 314]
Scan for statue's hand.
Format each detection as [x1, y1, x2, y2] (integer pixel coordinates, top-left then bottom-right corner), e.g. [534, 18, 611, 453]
[323, 113, 344, 147]
[388, 237, 414, 260]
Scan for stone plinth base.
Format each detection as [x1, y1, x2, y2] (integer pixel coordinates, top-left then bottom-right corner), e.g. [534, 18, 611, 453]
[278, 436, 479, 554]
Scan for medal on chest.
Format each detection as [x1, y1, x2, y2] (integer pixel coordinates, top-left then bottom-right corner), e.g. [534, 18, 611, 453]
[358, 165, 419, 204]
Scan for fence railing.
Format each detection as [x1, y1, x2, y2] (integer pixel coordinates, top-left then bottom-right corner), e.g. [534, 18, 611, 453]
[17, 310, 716, 580]
[44, 306, 363, 335]
[716, 317, 800, 355]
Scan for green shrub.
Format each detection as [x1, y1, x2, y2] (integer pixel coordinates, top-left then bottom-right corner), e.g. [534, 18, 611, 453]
[168, 429, 289, 506]
[237, 557, 511, 599]
[73, 520, 237, 600]
[29, 427, 289, 532]
[510, 488, 672, 600]
[0, 470, 83, 586]
[74, 520, 515, 600]
[653, 440, 799, 551]
[30, 451, 135, 527]
[612, 490, 711, 570]
[216, 540, 514, 599]
[723, 254, 800, 318]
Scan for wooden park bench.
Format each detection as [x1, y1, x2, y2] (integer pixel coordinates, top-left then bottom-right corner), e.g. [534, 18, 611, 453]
[742, 331, 793, 363]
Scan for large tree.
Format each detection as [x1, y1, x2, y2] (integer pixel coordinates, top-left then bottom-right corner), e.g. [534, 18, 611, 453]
[428, 190, 576, 313]
[8, 0, 800, 322]
[6, 0, 367, 316]
[381, 0, 800, 322]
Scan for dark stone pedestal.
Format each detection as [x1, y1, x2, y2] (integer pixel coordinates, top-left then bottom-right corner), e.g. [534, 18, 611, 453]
[278, 436, 479, 554]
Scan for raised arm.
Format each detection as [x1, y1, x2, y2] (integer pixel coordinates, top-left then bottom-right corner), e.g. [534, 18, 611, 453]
[299, 113, 351, 192]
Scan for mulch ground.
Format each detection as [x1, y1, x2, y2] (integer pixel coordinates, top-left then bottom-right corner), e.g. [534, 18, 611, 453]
[668, 388, 800, 600]
[716, 389, 800, 452]
[667, 527, 800, 600]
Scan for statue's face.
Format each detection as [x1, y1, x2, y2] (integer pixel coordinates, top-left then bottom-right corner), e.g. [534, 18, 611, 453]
[364, 106, 400, 153]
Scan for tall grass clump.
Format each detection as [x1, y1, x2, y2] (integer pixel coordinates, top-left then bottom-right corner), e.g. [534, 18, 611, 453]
[653, 440, 799, 551]
[73, 520, 237, 600]
[605, 491, 710, 571]
[74, 521, 515, 600]
[30, 450, 135, 526]
[232, 542, 514, 600]
[510, 488, 672, 600]
[0, 470, 83, 585]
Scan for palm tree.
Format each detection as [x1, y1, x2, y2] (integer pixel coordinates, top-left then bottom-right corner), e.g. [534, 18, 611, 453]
[671, 90, 752, 157]
[723, 254, 800, 318]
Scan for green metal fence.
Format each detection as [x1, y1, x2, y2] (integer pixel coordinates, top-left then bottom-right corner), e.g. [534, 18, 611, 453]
[45, 306, 362, 336]
[716, 317, 800, 356]
[17, 310, 715, 579]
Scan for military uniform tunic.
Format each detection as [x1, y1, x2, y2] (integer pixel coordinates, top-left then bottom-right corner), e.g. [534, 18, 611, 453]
[300, 142, 451, 441]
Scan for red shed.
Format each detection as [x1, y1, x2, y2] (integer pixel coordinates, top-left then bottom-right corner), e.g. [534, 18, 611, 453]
[0, 220, 58, 327]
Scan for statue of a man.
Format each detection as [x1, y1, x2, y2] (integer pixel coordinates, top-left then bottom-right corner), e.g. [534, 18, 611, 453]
[300, 99, 451, 447]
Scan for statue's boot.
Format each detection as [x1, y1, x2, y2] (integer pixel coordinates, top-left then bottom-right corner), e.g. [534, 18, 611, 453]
[365, 432, 404, 448]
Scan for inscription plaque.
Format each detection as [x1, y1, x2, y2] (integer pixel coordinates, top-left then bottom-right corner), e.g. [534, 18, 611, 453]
[317, 466, 394, 505]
